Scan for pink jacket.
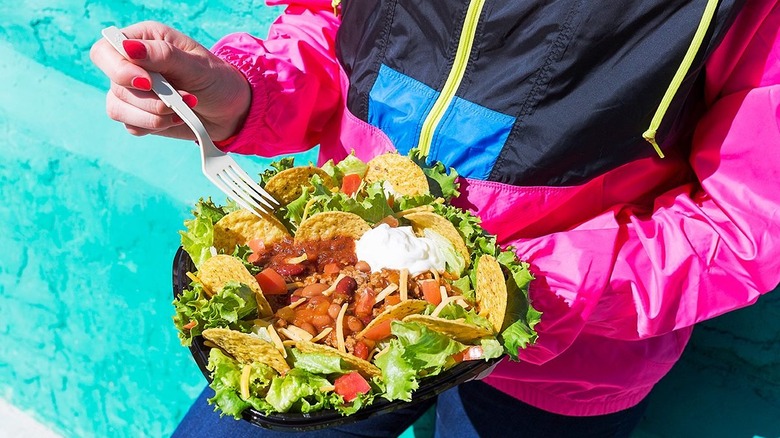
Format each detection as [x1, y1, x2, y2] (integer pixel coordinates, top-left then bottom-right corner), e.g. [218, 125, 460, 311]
[212, 0, 780, 416]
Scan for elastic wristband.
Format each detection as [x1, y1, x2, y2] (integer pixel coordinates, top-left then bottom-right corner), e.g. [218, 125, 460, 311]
[213, 134, 238, 149]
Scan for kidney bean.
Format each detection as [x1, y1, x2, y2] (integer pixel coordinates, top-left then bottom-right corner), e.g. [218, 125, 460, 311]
[355, 261, 371, 272]
[335, 276, 358, 295]
[275, 263, 305, 276]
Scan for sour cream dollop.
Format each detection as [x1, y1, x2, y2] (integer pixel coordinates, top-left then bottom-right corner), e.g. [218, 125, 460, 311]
[355, 223, 445, 275]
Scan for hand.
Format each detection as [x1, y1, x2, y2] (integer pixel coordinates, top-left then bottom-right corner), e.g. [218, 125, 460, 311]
[90, 21, 250, 142]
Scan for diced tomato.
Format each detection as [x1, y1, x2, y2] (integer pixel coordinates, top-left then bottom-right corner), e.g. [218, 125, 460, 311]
[334, 371, 371, 402]
[353, 341, 370, 360]
[254, 268, 287, 295]
[248, 238, 266, 254]
[341, 173, 362, 196]
[384, 294, 401, 306]
[452, 346, 483, 363]
[376, 215, 399, 228]
[354, 288, 376, 318]
[323, 262, 341, 275]
[247, 239, 266, 264]
[420, 279, 442, 305]
[361, 319, 393, 341]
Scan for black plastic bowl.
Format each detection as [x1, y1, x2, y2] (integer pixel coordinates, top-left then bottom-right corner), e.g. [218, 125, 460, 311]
[172, 247, 503, 431]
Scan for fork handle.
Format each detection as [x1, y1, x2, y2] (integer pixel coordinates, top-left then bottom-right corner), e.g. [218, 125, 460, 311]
[101, 26, 209, 138]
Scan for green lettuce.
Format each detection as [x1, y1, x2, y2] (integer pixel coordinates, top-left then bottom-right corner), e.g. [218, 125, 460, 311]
[172, 281, 258, 346]
[259, 157, 296, 185]
[265, 368, 335, 413]
[207, 348, 275, 419]
[321, 153, 369, 186]
[179, 197, 237, 267]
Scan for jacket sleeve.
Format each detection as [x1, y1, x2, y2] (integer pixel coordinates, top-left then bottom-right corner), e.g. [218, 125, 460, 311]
[210, 0, 342, 156]
[516, 1, 780, 364]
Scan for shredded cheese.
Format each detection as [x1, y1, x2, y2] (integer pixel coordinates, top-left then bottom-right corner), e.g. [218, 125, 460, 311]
[286, 253, 308, 264]
[203, 340, 218, 349]
[430, 269, 440, 283]
[336, 302, 348, 353]
[288, 298, 308, 309]
[186, 271, 213, 295]
[252, 318, 272, 327]
[311, 327, 333, 343]
[240, 364, 252, 400]
[319, 385, 336, 393]
[286, 281, 304, 290]
[322, 273, 347, 296]
[300, 197, 318, 223]
[265, 326, 287, 358]
[373, 284, 399, 304]
[400, 269, 409, 301]
[431, 295, 466, 317]
[283, 325, 314, 342]
[373, 346, 390, 360]
[439, 285, 448, 305]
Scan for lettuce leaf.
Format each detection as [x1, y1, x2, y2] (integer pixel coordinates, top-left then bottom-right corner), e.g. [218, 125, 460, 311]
[265, 369, 334, 413]
[259, 157, 296, 185]
[179, 197, 237, 267]
[408, 148, 460, 201]
[207, 348, 275, 419]
[172, 281, 258, 346]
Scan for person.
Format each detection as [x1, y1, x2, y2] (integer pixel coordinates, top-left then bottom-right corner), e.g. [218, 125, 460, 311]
[91, 1, 780, 436]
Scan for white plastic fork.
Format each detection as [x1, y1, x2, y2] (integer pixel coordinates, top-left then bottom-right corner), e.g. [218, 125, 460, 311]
[101, 26, 280, 217]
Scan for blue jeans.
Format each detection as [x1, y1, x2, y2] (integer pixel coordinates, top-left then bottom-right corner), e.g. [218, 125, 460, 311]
[172, 381, 648, 438]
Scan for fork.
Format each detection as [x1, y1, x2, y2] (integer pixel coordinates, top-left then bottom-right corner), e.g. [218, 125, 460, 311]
[101, 26, 280, 217]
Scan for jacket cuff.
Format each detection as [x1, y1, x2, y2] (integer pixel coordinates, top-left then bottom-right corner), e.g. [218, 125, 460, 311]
[211, 46, 270, 155]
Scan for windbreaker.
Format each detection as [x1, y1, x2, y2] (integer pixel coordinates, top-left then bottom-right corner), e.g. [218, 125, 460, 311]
[211, 0, 780, 416]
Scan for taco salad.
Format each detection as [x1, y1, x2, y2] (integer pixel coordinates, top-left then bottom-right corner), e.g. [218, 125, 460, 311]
[172, 149, 541, 418]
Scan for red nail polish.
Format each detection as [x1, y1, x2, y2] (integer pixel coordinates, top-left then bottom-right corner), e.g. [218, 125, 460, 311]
[131, 77, 151, 91]
[172, 114, 183, 124]
[182, 94, 198, 108]
[122, 40, 147, 60]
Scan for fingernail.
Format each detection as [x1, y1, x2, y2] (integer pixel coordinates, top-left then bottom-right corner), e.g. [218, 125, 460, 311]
[182, 94, 198, 108]
[122, 40, 147, 60]
[172, 114, 183, 124]
[131, 76, 151, 91]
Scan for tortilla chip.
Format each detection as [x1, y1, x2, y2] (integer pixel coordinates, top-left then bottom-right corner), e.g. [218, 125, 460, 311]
[202, 328, 290, 374]
[294, 340, 381, 378]
[404, 211, 470, 268]
[403, 314, 494, 342]
[357, 300, 428, 339]
[197, 254, 273, 317]
[475, 255, 508, 332]
[294, 211, 371, 244]
[364, 153, 429, 197]
[265, 166, 334, 205]
[213, 209, 290, 254]
[395, 205, 435, 217]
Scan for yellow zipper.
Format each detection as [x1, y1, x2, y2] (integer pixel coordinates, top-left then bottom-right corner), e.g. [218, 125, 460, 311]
[643, 0, 719, 159]
[417, 0, 486, 157]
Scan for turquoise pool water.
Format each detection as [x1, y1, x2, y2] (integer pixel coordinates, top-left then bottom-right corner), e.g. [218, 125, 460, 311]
[1, 2, 778, 437]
